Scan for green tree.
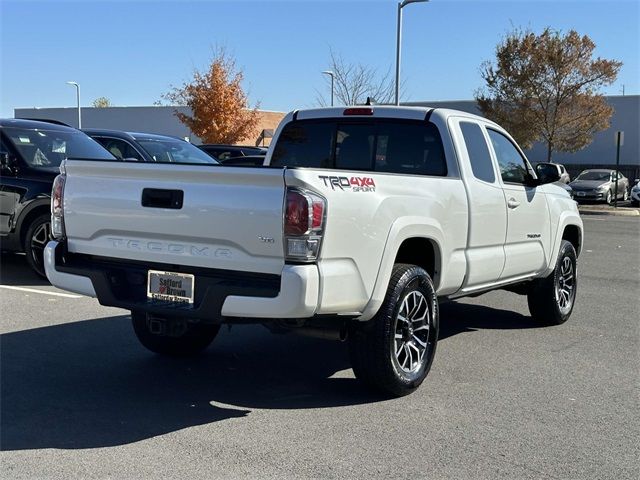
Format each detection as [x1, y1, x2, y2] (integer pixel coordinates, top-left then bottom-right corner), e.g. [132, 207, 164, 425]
[476, 28, 622, 161]
[92, 97, 112, 108]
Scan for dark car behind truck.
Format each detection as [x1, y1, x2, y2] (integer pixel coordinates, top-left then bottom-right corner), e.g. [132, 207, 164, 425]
[0, 119, 114, 276]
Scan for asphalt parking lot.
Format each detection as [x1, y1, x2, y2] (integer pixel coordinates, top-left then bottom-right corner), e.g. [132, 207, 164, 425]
[1, 216, 638, 480]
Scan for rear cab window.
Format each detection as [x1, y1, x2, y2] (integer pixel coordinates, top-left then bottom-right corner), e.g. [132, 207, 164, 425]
[459, 122, 496, 183]
[271, 119, 447, 176]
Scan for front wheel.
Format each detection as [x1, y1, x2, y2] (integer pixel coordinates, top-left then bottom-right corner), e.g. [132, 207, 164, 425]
[527, 240, 578, 325]
[348, 264, 439, 397]
[605, 190, 613, 204]
[131, 311, 220, 356]
[24, 213, 51, 278]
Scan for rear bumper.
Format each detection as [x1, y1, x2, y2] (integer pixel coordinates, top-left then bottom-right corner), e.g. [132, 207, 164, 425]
[44, 241, 319, 320]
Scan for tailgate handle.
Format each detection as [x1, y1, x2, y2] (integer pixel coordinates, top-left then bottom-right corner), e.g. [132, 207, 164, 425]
[141, 188, 184, 209]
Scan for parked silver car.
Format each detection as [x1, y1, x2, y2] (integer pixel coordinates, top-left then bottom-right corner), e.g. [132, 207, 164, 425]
[569, 169, 629, 204]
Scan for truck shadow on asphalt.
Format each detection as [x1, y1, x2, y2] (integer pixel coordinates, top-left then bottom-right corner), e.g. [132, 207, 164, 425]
[0, 252, 49, 287]
[0, 303, 537, 452]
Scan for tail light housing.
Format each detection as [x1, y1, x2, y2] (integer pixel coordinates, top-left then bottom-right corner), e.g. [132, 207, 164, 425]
[284, 188, 326, 262]
[51, 174, 66, 239]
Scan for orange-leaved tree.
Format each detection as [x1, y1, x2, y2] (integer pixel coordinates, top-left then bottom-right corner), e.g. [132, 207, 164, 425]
[165, 49, 260, 144]
[476, 28, 622, 162]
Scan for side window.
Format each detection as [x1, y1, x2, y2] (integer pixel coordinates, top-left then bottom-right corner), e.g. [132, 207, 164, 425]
[95, 138, 142, 161]
[216, 150, 233, 161]
[459, 122, 495, 183]
[487, 129, 529, 184]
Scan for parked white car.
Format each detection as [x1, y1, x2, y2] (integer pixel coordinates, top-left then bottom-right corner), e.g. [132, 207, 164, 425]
[536, 162, 570, 183]
[631, 179, 640, 207]
[45, 106, 583, 396]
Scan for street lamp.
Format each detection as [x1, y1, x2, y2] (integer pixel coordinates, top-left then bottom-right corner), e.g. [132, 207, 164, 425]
[322, 70, 335, 106]
[395, 0, 429, 105]
[66, 81, 81, 128]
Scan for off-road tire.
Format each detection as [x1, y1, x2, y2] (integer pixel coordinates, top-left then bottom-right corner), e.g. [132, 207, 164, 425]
[348, 264, 439, 397]
[131, 311, 220, 356]
[527, 240, 578, 325]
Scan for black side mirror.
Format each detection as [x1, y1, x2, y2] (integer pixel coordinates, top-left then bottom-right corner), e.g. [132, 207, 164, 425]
[535, 163, 561, 185]
[0, 151, 17, 174]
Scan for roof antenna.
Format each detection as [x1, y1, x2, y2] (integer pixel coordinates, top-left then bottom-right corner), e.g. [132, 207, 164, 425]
[365, 97, 376, 106]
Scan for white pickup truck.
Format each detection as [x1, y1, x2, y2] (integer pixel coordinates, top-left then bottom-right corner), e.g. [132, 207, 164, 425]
[45, 106, 583, 396]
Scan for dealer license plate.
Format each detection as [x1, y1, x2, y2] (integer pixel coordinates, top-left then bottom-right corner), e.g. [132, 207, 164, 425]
[147, 270, 195, 305]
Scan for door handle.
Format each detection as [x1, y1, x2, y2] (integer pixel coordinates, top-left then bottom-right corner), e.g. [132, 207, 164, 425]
[507, 198, 520, 209]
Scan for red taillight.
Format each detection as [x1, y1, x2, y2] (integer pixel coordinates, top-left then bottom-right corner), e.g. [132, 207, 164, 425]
[52, 175, 65, 217]
[343, 107, 373, 116]
[285, 189, 326, 235]
[285, 190, 309, 235]
[51, 174, 66, 239]
[312, 201, 324, 230]
[284, 188, 326, 262]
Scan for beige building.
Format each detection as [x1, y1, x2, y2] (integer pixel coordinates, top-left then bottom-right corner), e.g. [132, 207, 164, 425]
[246, 110, 286, 147]
[14, 106, 287, 147]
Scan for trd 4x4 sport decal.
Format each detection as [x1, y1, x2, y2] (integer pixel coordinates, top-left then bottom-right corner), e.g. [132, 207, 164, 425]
[319, 175, 376, 192]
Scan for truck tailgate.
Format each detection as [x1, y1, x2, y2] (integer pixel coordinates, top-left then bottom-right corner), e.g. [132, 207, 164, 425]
[62, 161, 286, 275]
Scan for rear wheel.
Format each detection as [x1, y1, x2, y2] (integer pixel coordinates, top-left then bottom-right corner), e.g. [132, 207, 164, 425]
[131, 311, 220, 356]
[348, 264, 439, 397]
[24, 213, 50, 278]
[527, 240, 577, 325]
[622, 189, 629, 201]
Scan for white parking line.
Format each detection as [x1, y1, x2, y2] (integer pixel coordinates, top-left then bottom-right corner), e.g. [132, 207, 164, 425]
[0, 285, 82, 298]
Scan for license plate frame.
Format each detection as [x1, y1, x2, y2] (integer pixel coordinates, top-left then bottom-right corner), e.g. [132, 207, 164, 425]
[147, 270, 195, 305]
[577, 192, 586, 197]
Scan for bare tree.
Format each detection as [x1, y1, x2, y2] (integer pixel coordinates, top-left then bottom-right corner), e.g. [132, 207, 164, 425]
[316, 49, 396, 106]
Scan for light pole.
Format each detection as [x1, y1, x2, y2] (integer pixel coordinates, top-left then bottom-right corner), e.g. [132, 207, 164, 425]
[66, 81, 81, 128]
[322, 70, 335, 106]
[395, 0, 429, 105]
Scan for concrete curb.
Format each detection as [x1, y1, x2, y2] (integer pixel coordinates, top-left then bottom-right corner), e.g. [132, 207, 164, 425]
[578, 207, 640, 217]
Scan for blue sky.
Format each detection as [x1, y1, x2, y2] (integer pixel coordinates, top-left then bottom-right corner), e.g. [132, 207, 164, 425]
[1, 0, 638, 118]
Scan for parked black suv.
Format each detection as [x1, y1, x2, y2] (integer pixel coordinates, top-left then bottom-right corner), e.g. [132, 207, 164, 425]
[0, 119, 114, 276]
[84, 129, 218, 164]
